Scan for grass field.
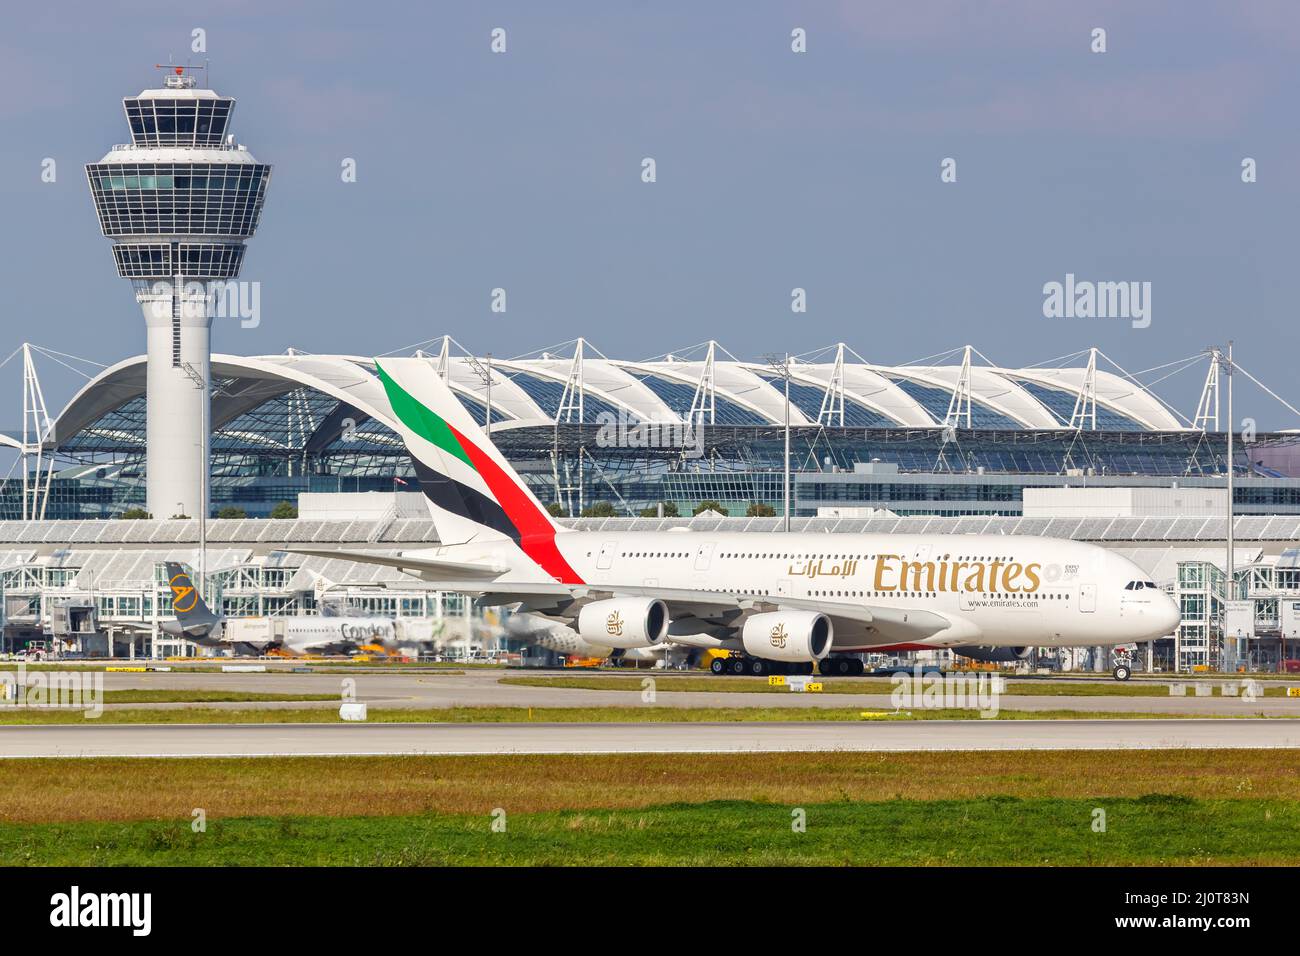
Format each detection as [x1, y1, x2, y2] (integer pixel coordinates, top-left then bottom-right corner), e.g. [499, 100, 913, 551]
[1, 751, 1296, 865]
[102, 690, 341, 704]
[502, 675, 1299, 697]
[0, 704, 1284, 724]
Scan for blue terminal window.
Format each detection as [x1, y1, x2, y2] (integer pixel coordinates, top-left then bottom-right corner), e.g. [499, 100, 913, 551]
[505, 371, 634, 424]
[1015, 380, 1146, 431]
[758, 375, 898, 427]
[454, 391, 512, 426]
[633, 373, 769, 425]
[891, 378, 1022, 429]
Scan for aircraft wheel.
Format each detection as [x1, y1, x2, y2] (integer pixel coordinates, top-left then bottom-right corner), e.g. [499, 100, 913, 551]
[1112, 663, 1132, 682]
[748, 658, 767, 676]
[710, 658, 727, 675]
[729, 658, 747, 676]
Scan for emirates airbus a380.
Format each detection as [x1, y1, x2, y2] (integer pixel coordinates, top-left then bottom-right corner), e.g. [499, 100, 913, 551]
[293, 359, 1180, 681]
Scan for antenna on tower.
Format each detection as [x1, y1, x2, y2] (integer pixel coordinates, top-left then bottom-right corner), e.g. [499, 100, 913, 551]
[154, 61, 206, 89]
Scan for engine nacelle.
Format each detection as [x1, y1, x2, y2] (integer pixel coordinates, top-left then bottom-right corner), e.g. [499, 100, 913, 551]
[741, 610, 833, 663]
[576, 598, 669, 649]
[952, 645, 1032, 664]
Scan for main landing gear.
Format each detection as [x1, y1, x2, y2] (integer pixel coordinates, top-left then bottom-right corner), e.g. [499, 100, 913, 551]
[818, 656, 866, 677]
[709, 656, 814, 677]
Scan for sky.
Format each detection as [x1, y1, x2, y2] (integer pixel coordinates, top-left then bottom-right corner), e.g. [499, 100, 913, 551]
[1, 0, 1297, 428]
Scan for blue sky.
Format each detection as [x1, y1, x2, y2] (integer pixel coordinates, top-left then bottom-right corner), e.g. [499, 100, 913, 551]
[2, 1, 1297, 426]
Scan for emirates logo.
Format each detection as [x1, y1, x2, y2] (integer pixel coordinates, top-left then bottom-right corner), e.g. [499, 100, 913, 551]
[769, 623, 788, 649]
[606, 611, 624, 637]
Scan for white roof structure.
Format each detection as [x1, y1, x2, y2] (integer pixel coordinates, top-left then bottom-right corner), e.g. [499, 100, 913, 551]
[46, 342, 1191, 445]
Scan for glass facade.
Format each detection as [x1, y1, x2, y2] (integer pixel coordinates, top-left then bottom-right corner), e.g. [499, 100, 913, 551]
[124, 96, 234, 147]
[111, 242, 245, 279]
[504, 370, 632, 424]
[889, 377, 1022, 429]
[758, 375, 898, 427]
[632, 373, 768, 426]
[1015, 379, 1146, 431]
[87, 162, 272, 240]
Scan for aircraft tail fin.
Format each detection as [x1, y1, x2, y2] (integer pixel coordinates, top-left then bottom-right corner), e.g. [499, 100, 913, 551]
[373, 359, 581, 583]
[165, 562, 219, 627]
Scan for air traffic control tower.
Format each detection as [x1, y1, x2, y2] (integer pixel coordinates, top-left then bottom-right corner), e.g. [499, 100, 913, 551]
[86, 66, 271, 518]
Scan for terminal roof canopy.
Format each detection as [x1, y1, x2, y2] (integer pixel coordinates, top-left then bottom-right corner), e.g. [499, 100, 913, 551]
[48, 350, 1189, 448]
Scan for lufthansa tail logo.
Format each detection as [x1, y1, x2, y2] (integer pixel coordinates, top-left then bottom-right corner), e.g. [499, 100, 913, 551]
[169, 574, 198, 613]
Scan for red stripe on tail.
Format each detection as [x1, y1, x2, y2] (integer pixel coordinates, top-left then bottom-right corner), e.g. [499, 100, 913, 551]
[448, 423, 585, 584]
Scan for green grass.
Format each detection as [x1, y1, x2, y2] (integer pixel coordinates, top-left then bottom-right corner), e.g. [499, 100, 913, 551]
[0, 704, 1288, 725]
[4, 751, 1296, 865]
[102, 690, 341, 704]
[501, 674, 1300, 697]
[5, 751, 1296, 820]
[3, 796, 1296, 865]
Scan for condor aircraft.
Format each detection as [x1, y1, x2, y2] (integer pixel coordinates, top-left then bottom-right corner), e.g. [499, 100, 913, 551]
[292, 359, 1180, 680]
[161, 563, 398, 656]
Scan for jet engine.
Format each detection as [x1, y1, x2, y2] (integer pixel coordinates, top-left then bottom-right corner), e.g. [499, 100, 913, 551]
[576, 598, 669, 649]
[952, 645, 1032, 663]
[741, 610, 833, 663]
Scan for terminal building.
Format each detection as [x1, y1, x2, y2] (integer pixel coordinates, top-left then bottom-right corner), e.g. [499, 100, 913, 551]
[4, 339, 1300, 522]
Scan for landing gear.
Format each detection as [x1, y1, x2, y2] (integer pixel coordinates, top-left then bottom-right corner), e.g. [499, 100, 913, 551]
[1112, 663, 1132, 682]
[708, 656, 816, 676]
[818, 656, 865, 676]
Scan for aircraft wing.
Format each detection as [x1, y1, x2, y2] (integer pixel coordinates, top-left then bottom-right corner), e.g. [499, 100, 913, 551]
[287, 548, 511, 579]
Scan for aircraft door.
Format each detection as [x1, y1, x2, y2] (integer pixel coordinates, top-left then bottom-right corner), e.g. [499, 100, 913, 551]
[1079, 583, 1097, 613]
[596, 542, 618, 570]
[694, 543, 714, 571]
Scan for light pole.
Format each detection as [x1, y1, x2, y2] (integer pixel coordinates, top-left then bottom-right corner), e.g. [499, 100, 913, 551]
[764, 353, 792, 532]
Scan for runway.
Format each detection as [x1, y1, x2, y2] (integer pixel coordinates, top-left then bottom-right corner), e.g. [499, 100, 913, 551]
[89, 669, 1300, 716]
[2, 718, 1298, 757]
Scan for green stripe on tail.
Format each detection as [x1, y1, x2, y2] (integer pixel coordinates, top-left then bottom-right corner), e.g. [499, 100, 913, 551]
[375, 361, 474, 469]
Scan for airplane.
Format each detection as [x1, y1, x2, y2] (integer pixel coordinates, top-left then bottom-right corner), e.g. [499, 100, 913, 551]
[160, 563, 400, 656]
[288, 359, 1181, 681]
